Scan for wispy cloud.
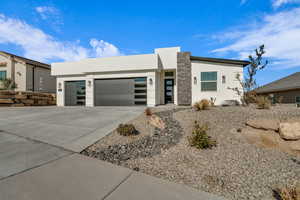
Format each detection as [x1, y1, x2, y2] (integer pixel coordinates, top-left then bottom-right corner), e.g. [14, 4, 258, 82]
[212, 7, 300, 69]
[35, 6, 59, 20]
[0, 14, 122, 63]
[35, 6, 63, 31]
[272, 0, 300, 8]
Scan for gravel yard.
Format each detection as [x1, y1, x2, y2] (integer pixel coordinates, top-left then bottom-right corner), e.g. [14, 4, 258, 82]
[83, 105, 300, 200]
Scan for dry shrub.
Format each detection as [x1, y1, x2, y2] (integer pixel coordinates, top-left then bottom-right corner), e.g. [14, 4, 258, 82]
[144, 107, 152, 116]
[273, 185, 300, 200]
[255, 95, 271, 109]
[277, 96, 284, 104]
[117, 124, 138, 136]
[193, 99, 210, 111]
[188, 121, 217, 149]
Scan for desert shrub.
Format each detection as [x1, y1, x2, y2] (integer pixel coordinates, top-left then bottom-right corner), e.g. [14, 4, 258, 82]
[273, 185, 300, 200]
[0, 78, 17, 90]
[144, 107, 152, 116]
[255, 95, 271, 109]
[193, 99, 210, 111]
[277, 96, 284, 104]
[117, 124, 138, 136]
[188, 121, 217, 149]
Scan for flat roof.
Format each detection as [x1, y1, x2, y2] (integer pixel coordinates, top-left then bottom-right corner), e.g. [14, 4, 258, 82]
[190, 56, 250, 67]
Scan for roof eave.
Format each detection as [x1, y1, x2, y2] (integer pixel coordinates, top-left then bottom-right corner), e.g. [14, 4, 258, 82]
[190, 56, 250, 67]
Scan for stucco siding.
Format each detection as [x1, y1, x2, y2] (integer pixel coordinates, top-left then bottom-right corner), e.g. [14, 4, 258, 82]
[0, 54, 12, 79]
[14, 62, 27, 91]
[56, 71, 158, 107]
[191, 61, 243, 105]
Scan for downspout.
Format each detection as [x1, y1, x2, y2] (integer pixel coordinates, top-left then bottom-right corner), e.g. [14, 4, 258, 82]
[32, 66, 35, 92]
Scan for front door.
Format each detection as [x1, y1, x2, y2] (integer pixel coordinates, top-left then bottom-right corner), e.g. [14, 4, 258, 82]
[164, 79, 174, 104]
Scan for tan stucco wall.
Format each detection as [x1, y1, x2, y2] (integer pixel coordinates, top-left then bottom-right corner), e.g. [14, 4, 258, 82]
[0, 54, 12, 79]
[14, 61, 27, 91]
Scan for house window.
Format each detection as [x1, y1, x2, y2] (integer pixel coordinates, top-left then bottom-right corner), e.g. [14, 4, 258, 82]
[296, 96, 300, 103]
[0, 71, 6, 80]
[222, 75, 226, 84]
[201, 72, 217, 91]
[165, 71, 174, 77]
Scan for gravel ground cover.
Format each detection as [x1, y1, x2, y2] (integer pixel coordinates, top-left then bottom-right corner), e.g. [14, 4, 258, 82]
[83, 105, 300, 200]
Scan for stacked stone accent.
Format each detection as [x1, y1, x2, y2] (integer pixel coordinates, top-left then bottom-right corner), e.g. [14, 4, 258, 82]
[0, 90, 56, 107]
[177, 52, 192, 105]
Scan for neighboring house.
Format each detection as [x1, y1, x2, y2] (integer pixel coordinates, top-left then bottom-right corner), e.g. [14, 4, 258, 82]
[255, 72, 300, 104]
[52, 47, 249, 107]
[0, 51, 56, 93]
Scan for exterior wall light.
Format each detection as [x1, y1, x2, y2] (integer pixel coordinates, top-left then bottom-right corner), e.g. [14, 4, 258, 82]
[149, 78, 153, 85]
[88, 80, 92, 87]
[58, 82, 62, 92]
[194, 77, 197, 84]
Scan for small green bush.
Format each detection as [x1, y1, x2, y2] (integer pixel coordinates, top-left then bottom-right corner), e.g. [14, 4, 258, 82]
[193, 99, 210, 111]
[117, 124, 138, 136]
[188, 121, 217, 149]
[256, 95, 271, 109]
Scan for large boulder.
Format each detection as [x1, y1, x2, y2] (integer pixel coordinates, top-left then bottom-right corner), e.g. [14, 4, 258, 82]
[279, 122, 300, 140]
[246, 119, 280, 132]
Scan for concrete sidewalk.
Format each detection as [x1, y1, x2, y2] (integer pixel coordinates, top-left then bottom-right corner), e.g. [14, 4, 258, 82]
[0, 154, 226, 200]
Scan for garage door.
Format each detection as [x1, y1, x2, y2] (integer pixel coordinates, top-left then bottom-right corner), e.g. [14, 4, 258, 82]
[94, 78, 147, 106]
[65, 81, 86, 106]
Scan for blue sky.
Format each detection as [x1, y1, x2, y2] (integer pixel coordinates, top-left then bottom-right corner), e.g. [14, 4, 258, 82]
[0, 0, 299, 85]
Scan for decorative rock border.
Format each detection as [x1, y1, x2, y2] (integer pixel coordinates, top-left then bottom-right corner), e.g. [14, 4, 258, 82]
[82, 108, 185, 165]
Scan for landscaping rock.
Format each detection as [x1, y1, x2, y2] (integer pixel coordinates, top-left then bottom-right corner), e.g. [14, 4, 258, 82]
[290, 141, 300, 151]
[148, 115, 165, 130]
[279, 122, 300, 140]
[246, 119, 280, 131]
[82, 109, 184, 165]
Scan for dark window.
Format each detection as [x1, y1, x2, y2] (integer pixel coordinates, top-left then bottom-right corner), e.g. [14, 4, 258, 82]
[201, 72, 217, 91]
[135, 90, 146, 93]
[0, 71, 6, 80]
[135, 95, 147, 99]
[165, 72, 174, 77]
[135, 77, 147, 82]
[296, 96, 300, 103]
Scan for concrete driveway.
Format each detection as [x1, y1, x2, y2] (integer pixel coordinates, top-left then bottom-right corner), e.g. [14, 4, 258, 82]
[0, 106, 144, 152]
[0, 106, 143, 180]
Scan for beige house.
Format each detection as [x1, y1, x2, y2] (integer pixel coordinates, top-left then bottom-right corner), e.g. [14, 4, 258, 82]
[0, 51, 56, 93]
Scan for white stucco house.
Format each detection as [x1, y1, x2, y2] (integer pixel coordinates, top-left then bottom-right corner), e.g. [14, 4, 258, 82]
[51, 47, 249, 107]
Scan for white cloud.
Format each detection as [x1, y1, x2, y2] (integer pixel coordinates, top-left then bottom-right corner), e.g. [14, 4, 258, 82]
[35, 6, 59, 20]
[90, 39, 122, 58]
[0, 14, 122, 63]
[212, 7, 300, 69]
[272, 0, 300, 8]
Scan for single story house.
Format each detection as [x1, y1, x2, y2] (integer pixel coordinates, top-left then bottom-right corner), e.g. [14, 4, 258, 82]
[51, 47, 249, 107]
[0, 51, 56, 93]
[255, 72, 300, 104]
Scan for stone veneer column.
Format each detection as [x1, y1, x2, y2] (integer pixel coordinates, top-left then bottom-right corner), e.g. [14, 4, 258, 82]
[177, 52, 192, 105]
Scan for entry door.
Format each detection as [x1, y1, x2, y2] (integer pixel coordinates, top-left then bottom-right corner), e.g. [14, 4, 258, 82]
[164, 79, 174, 104]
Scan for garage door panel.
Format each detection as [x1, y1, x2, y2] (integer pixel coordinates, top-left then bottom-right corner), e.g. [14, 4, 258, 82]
[95, 79, 137, 106]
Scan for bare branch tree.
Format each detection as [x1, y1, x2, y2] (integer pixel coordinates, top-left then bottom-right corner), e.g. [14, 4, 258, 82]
[228, 44, 268, 105]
